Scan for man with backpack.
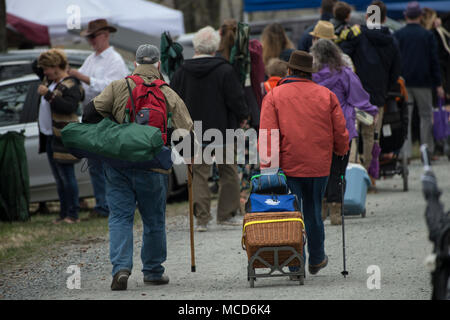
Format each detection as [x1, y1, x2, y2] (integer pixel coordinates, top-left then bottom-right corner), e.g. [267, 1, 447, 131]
[82, 44, 194, 291]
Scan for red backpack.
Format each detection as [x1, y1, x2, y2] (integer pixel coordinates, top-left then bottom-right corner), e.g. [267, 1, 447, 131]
[125, 75, 169, 144]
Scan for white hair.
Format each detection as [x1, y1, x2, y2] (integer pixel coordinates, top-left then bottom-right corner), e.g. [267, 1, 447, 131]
[192, 26, 220, 55]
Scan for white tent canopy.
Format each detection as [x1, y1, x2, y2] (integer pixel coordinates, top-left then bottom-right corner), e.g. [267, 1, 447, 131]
[6, 0, 185, 45]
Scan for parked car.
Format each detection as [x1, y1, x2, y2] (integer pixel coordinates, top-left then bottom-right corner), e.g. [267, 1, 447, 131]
[177, 11, 404, 58]
[0, 49, 188, 203]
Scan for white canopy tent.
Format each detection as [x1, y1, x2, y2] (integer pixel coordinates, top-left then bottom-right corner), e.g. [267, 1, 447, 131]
[6, 0, 185, 46]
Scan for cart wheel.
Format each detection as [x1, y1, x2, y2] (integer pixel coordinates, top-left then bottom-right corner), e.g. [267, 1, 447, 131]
[361, 209, 366, 218]
[249, 277, 255, 288]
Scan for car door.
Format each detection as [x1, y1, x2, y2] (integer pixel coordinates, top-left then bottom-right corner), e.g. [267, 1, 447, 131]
[0, 76, 93, 203]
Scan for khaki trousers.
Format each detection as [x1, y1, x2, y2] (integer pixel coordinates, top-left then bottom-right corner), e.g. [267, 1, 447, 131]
[193, 163, 241, 225]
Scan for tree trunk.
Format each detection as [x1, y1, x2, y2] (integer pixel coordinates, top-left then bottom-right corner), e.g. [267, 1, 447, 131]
[173, 0, 222, 33]
[0, 0, 7, 52]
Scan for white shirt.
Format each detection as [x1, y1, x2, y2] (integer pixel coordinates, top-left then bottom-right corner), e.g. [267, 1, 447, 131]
[78, 46, 129, 105]
[38, 82, 57, 136]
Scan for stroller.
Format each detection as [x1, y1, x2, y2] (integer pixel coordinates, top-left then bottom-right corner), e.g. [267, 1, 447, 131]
[378, 78, 410, 191]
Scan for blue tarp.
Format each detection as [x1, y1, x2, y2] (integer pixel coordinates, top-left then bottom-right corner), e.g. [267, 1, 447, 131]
[243, 0, 450, 13]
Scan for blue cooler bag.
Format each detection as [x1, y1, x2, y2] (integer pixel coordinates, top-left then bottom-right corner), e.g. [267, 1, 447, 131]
[246, 194, 300, 213]
[343, 163, 371, 216]
[250, 170, 289, 194]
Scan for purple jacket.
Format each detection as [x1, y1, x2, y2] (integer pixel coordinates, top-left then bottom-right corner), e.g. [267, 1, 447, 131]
[313, 65, 378, 141]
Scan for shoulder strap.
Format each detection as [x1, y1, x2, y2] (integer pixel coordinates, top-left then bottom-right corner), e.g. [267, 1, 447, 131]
[126, 75, 144, 85]
[125, 78, 136, 122]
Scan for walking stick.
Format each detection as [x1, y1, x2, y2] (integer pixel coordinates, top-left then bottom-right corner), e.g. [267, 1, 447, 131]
[340, 173, 349, 278]
[187, 164, 196, 272]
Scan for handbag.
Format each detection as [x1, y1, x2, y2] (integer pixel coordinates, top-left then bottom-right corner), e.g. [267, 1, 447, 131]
[433, 98, 450, 141]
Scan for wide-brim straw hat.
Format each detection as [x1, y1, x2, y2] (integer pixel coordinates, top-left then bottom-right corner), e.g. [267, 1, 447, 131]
[80, 19, 117, 37]
[286, 50, 317, 73]
[309, 20, 338, 40]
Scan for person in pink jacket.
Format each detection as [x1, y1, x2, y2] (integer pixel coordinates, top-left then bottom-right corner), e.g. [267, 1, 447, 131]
[259, 50, 349, 276]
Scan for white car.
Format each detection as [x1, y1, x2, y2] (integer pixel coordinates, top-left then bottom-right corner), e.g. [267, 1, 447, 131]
[0, 50, 188, 203]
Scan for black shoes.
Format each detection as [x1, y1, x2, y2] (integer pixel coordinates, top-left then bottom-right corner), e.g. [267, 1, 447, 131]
[111, 270, 131, 291]
[308, 255, 328, 275]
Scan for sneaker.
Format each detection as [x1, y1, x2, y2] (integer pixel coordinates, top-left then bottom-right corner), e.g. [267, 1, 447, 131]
[143, 274, 169, 285]
[308, 255, 328, 275]
[217, 216, 243, 226]
[196, 224, 208, 232]
[63, 217, 80, 224]
[111, 270, 130, 291]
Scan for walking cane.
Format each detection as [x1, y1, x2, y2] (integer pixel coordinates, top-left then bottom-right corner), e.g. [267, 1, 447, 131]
[187, 164, 196, 272]
[340, 173, 349, 278]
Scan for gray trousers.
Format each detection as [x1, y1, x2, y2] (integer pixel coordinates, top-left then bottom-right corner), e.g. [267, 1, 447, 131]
[403, 87, 434, 157]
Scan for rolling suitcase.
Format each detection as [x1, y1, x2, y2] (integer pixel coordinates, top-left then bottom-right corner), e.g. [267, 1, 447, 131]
[343, 163, 371, 217]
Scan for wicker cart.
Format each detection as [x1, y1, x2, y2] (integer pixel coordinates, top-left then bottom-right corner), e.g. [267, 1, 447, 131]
[242, 211, 306, 287]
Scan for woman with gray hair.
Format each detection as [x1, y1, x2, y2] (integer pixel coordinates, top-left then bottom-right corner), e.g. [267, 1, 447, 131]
[310, 39, 378, 225]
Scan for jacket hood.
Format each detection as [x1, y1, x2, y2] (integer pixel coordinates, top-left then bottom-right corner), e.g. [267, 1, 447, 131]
[362, 25, 394, 47]
[313, 65, 344, 88]
[180, 57, 229, 79]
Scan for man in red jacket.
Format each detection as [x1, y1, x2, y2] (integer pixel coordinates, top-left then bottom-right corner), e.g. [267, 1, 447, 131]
[259, 50, 349, 276]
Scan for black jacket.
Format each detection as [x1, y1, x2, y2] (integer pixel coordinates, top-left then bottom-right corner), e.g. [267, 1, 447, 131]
[170, 57, 248, 141]
[394, 23, 442, 89]
[340, 25, 401, 107]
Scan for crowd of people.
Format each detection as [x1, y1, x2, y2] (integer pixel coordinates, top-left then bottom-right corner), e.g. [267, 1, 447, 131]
[34, 0, 450, 290]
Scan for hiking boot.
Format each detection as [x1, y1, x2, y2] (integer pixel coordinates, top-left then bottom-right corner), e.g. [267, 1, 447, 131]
[143, 274, 169, 285]
[111, 270, 130, 291]
[321, 199, 329, 221]
[308, 255, 328, 275]
[329, 202, 342, 225]
[217, 215, 243, 226]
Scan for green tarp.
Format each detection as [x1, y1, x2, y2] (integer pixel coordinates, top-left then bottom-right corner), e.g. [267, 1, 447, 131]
[160, 31, 184, 81]
[0, 131, 30, 222]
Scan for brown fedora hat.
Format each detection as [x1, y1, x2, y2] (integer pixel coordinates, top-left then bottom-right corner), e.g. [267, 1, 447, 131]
[286, 50, 316, 73]
[309, 20, 338, 40]
[80, 19, 117, 37]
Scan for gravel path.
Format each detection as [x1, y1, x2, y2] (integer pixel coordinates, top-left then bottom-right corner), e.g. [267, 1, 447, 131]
[0, 159, 449, 300]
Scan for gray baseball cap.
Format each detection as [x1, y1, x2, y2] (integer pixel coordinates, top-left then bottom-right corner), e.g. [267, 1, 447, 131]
[136, 44, 160, 64]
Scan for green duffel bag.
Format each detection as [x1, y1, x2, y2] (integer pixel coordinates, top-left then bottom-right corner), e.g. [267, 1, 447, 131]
[61, 117, 164, 162]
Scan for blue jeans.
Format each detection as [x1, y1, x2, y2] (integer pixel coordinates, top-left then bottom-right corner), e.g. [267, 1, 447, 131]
[46, 136, 79, 220]
[286, 176, 329, 267]
[104, 164, 168, 278]
[88, 158, 109, 216]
